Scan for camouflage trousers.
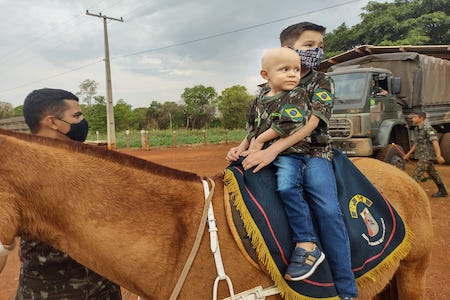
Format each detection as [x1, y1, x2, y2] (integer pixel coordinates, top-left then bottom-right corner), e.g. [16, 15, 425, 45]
[15, 264, 122, 300]
[412, 159, 444, 186]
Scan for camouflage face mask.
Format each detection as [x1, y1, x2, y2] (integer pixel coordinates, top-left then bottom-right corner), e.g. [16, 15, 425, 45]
[294, 48, 324, 69]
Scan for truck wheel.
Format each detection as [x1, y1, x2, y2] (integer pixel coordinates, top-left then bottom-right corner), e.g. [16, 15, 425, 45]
[377, 144, 406, 170]
[439, 133, 450, 164]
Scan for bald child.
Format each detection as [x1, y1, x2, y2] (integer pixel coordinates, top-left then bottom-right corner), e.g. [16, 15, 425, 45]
[226, 47, 303, 160]
[226, 46, 336, 280]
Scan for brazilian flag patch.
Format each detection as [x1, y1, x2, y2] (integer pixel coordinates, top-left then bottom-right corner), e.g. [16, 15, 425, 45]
[313, 88, 333, 105]
[281, 104, 305, 122]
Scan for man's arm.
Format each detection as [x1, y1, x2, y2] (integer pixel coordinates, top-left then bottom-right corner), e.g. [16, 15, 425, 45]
[432, 140, 445, 164]
[242, 115, 320, 172]
[404, 144, 416, 160]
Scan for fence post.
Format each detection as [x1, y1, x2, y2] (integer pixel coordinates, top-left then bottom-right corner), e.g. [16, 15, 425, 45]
[96, 131, 100, 141]
[202, 129, 206, 145]
[140, 129, 146, 149]
[125, 130, 130, 148]
[173, 131, 177, 147]
[224, 129, 228, 144]
[144, 130, 149, 150]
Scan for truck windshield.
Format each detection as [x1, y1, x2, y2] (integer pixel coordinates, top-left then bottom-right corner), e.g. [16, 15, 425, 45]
[330, 73, 366, 108]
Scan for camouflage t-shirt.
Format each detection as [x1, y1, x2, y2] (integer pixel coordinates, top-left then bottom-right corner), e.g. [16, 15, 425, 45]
[413, 124, 438, 160]
[17, 238, 121, 299]
[246, 85, 312, 154]
[299, 69, 335, 158]
[247, 70, 334, 156]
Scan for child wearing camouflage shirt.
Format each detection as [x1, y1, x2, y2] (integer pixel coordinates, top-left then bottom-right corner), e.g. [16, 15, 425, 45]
[226, 23, 357, 300]
[228, 46, 328, 279]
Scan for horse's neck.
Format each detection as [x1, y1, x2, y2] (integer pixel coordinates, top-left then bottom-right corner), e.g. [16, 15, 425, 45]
[2, 136, 214, 297]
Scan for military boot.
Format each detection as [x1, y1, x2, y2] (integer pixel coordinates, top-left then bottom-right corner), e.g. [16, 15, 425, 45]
[432, 184, 448, 198]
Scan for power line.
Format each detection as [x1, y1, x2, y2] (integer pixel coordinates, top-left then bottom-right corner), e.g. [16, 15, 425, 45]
[0, 0, 107, 64]
[0, 0, 361, 96]
[111, 0, 361, 60]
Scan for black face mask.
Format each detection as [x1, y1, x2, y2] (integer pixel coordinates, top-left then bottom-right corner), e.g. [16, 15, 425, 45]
[59, 118, 89, 142]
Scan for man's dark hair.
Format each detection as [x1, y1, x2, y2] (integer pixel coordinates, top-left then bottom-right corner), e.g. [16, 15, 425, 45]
[279, 22, 326, 47]
[415, 111, 427, 120]
[23, 88, 79, 133]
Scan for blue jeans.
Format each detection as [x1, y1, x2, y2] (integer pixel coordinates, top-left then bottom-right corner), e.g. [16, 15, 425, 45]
[274, 154, 358, 298]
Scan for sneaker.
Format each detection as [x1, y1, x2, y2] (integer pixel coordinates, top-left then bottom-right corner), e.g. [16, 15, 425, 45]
[284, 246, 325, 281]
[340, 297, 354, 300]
[432, 190, 448, 197]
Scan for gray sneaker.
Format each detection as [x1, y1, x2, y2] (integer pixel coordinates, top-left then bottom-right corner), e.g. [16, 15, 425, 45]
[284, 246, 325, 281]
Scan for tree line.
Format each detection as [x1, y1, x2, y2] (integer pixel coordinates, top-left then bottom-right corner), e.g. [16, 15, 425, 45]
[324, 0, 449, 58]
[0, 81, 254, 133]
[80, 82, 254, 133]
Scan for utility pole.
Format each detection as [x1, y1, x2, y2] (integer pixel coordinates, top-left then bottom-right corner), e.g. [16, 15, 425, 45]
[86, 10, 123, 150]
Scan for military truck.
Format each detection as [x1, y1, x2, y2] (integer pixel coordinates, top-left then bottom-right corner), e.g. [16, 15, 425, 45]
[319, 45, 450, 169]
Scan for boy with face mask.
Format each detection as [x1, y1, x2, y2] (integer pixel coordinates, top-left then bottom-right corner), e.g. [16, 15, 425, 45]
[7, 88, 122, 299]
[227, 22, 357, 300]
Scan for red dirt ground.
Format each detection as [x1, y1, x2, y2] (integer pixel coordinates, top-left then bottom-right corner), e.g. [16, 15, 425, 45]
[1, 143, 449, 299]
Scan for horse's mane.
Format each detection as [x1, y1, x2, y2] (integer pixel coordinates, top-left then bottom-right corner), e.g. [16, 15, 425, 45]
[0, 128, 201, 182]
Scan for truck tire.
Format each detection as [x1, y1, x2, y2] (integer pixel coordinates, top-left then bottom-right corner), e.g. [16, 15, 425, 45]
[439, 133, 450, 164]
[376, 144, 406, 170]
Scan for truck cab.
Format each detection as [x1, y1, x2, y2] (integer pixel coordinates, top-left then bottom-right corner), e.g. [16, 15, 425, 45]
[328, 67, 409, 168]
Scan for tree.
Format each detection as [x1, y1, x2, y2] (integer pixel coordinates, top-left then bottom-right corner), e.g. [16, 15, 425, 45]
[84, 95, 106, 133]
[114, 99, 136, 131]
[77, 79, 98, 107]
[11, 105, 23, 117]
[324, 0, 450, 55]
[0, 101, 14, 118]
[147, 101, 163, 129]
[160, 101, 185, 130]
[133, 107, 150, 130]
[77, 79, 98, 123]
[181, 85, 217, 129]
[217, 85, 253, 129]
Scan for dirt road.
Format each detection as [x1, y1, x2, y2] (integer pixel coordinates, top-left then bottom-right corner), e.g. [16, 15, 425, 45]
[1, 143, 449, 299]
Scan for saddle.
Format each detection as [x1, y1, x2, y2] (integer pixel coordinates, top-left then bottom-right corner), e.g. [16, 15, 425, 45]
[223, 150, 411, 299]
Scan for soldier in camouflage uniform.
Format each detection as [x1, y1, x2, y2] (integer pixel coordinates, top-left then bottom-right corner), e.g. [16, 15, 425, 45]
[404, 111, 448, 197]
[226, 22, 357, 300]
[12, 88, 122, 299]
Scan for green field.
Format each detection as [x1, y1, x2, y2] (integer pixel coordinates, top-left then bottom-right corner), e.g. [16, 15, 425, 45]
[87, 128, 245, 148]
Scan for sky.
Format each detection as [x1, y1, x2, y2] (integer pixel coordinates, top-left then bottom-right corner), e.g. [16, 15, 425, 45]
[0, 0, 391, 109]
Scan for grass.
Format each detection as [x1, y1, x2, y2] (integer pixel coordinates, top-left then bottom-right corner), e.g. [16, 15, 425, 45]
[87, 128, 246, 148]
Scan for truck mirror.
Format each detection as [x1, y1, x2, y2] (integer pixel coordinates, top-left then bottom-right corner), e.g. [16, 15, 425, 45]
[392, 77, 401, 94]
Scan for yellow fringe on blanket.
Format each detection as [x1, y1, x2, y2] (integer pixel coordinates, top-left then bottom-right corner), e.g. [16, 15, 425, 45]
[223, 168, 412, 300]
[224, 169, 337, 300]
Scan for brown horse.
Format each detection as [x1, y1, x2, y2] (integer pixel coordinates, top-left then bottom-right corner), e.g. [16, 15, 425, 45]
[0, 128, 432, 300]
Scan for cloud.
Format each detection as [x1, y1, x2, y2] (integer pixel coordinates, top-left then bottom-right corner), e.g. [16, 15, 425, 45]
[0, 0, 390, 108]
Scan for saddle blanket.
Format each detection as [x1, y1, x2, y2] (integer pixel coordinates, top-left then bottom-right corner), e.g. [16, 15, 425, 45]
[223, 149, 411, 300]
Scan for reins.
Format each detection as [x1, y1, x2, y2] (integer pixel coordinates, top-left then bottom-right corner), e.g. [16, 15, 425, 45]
[169, 177, 216, 300]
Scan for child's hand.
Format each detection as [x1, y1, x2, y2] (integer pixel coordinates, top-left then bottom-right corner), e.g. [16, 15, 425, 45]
[242, 148, 278, 173]
[437, 155, 445, 164]
[226, 146, 245, 162]
[242, 139, 264, 156]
